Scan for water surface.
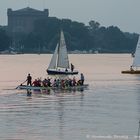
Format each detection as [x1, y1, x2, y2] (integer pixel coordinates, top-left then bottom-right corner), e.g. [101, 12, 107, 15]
[0, 54, 140, 140]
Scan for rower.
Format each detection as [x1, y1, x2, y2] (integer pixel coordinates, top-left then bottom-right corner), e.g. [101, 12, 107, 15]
[80, 73, 84, 85]
[26, 74, 32, 86]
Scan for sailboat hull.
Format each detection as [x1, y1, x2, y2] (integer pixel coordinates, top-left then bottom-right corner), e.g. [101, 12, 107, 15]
[47, 69, 78, 75]
[121, 70, 140, 74]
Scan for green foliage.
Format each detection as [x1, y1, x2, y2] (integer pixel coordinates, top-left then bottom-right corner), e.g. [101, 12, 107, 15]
[22, 17, 90, 52]
[89, 20, 100, 31]
[87, 23, 138, 53]
[5, 18, 138, 53]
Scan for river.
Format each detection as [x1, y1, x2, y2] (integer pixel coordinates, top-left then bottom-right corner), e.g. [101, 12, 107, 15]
[0, 54, 140, 140]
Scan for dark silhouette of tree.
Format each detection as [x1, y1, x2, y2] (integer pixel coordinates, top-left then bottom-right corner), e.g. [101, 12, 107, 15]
[89, 20, 100, 31]
[3, 18, 138, 53]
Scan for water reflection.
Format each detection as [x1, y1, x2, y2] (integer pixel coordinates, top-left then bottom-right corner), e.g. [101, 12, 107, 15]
[57, 99, 65, 140]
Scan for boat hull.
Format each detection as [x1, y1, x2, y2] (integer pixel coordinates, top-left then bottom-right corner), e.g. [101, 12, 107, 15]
[18, 84, 89, 91]
[47, 69, 78, 75]
[121, 70, 140, 74]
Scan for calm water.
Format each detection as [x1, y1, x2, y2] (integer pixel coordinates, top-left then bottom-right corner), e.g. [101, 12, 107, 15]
[0, 54, 140, 140]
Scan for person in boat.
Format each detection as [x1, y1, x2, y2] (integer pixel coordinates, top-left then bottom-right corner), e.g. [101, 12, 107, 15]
[61, 79, 66, 88]
[52, 79, 57, 87]
[56, 79, 60, 87]
[72, 76, 76, 86]
[47, 77, 52, 87]
[32, 79, 41, 87]
[71, 63, 74, 72]
[80, 73, 84, 85]
[32, 79, 37, 86]
[37, 78, 42, 86]
[42, 79, 47, 87]
[69, 78, 73, 87]
[26, 74, 32, 86]
[130, 65, 134, 71]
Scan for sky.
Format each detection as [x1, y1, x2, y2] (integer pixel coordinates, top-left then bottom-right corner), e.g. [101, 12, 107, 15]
[0, 0, 140, 33]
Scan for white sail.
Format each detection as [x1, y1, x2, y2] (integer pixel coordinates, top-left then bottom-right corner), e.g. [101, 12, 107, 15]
[57, 30, 70, 68]
[132, 36, 140, 67]
[48, 44, 58, 69]
[47, 30, 78, 75]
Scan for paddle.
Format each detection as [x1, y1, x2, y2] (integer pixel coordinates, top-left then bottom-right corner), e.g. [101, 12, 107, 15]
[15, 80, 27, 89]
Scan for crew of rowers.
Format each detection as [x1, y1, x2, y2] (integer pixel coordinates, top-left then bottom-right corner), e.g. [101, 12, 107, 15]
[26, 73, 85, 88]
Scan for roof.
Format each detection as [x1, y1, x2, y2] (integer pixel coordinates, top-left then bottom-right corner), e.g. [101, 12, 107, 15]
[14, 7, 42, 13]
[7, 7, 49, 17]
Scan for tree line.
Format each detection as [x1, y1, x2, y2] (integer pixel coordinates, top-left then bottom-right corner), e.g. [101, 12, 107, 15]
[0, 18, 138, 53]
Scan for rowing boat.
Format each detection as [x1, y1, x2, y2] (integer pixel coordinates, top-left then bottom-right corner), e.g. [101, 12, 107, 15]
[17, 84, 89, 91]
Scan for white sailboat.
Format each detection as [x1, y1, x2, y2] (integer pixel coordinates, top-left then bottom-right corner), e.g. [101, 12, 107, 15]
[47, 30, 78, 75]
[122, 35, 140, 74]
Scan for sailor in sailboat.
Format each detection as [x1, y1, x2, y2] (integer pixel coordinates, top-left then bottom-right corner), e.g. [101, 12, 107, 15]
[130, 65, 134, 71]
[47, 30, 78, 75]
[71, 63, 74, 72]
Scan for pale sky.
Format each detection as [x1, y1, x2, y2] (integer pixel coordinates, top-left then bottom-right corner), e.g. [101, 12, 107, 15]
[0, 0, 140, 33]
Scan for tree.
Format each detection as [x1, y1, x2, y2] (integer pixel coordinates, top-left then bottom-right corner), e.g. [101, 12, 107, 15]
[8, 16, 138, 53]
[89, 20, 100, 31]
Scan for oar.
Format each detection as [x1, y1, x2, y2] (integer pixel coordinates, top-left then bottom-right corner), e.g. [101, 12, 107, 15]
[15, 80, 27, 89]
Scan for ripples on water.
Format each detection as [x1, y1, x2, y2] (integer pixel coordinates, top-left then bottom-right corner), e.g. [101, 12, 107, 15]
[0, 54, 140, 140]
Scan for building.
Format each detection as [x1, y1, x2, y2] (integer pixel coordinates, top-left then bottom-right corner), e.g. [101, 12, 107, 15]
[7, 7, 49, 35]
